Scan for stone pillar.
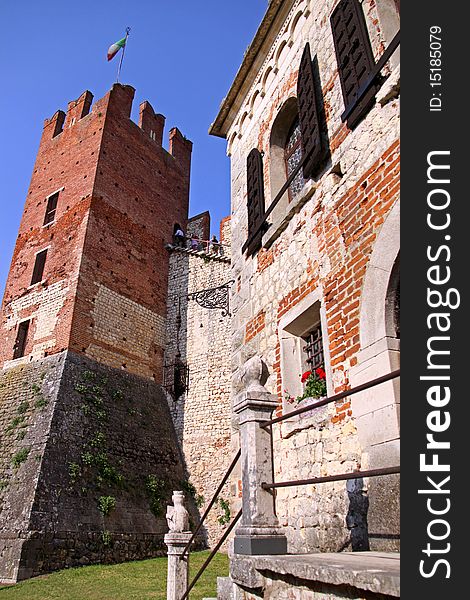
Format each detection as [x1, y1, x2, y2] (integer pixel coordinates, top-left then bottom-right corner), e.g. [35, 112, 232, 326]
[164, 491, 192, 600]
[233, 356, 287, 555]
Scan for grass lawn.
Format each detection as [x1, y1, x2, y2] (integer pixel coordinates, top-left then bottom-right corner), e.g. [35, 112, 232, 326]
[0, 551, 228, 600]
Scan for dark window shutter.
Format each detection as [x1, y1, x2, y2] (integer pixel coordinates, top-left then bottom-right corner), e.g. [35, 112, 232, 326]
[13, 320, 30, 359]
[331, 0, 378, 128]
[246, 148, 265, 256]
[297, 43, 322, 178]
[43, 192, 59, 225]
[31, 249, 48, 285]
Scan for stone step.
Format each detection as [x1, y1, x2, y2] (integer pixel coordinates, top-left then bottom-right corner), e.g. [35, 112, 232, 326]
[217, 576, 233, 600]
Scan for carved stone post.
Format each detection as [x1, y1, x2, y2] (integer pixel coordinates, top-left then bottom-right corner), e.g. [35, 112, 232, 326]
[233, 356, 287, 555]
[164, 491, 192, 600]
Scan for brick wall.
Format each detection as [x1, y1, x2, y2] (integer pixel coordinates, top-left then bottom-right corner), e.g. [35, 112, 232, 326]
[1, 84, 192, 383]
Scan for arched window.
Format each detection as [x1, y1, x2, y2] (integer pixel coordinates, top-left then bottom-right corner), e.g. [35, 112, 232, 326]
[386, 253, 400, 340]
[284, 116, 306, 200]
[243, 43, 327, 255]
[269, 44, 324, 204]
[269, 97, 300, 203]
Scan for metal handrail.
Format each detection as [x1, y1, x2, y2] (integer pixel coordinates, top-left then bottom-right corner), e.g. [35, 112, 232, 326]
[262, 466, 400, 490]
[181, 449, 241, 558]
[179, 370, 400, 597]
[180, 509, 242, 600]
[260, 371, 400, 528]
[189, 236, 230, 249]
[261, 369, 400, 428]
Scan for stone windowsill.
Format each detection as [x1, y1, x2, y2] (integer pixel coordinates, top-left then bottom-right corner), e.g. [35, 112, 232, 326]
[262, 179, 317, 250]
[27, 279, 48, 291]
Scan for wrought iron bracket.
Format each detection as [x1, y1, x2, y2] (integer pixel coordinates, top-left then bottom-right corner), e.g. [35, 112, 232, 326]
[188, 280, 235, 317]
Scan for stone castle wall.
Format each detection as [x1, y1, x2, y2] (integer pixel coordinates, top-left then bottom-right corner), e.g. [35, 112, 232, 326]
[0, 350, 187, 582]
[164, 227, 232, 546]
[219, 0, 400, 552]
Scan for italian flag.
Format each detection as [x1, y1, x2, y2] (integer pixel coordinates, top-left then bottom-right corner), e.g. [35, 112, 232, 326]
[107, 36, 127, 61]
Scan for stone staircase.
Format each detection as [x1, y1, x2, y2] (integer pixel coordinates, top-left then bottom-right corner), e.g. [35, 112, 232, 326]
[215, 552, 400, 599]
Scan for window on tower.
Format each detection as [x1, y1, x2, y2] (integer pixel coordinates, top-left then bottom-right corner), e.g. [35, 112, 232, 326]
[30, 249, 48, 285]
[43, 192, 59, 225]
[13, 320, 30, 359]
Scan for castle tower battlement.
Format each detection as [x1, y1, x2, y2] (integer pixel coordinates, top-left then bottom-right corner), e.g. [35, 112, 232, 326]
[1, 84, 192, 381]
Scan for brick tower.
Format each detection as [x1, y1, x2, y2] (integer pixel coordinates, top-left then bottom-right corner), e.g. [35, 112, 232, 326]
[0, 84, 192, 582]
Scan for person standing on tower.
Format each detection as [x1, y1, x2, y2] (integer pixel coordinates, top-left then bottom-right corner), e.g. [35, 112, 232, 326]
[173, 225, 186, 248]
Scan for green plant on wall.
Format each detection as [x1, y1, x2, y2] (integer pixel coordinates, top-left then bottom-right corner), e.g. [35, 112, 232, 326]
[98, 495, 116, 516]
[72, 370, 125, 492]
[101, 530, 112, 546]
[111, 389, 124, 401]
[90, 431, 106, 448]
[5, 415, 25, 435]
[17, 400, 29, 415]
[145, 475, 167, 517]
[11, 447, 30, 468]
[94, 452, 124, 487]
[80, 448, 123, 487]
[180, 479, 205, 508]
[217, 498, 231, 526]
[68, 462, 81, 484]
[34, 395, 48, 409]
[82, 370, 97, 382]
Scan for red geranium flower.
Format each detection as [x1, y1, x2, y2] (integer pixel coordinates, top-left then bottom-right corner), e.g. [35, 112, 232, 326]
[301, 370, 312, 383]
[315, 367, 326, 380]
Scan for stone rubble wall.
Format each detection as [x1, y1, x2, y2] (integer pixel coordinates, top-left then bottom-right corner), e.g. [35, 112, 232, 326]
[165, 241, 232, 546]
[0, 350, 186, 582]
[187, 211, 210, 242]
[0, 353, 65, 583]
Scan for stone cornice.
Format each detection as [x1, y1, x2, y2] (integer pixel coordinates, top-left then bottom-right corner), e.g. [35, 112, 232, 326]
[209, 0, 296, 139]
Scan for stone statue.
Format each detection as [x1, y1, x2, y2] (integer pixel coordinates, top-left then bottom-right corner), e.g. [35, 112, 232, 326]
[238, 354, 269, 393]
[166, 491, 190, 533]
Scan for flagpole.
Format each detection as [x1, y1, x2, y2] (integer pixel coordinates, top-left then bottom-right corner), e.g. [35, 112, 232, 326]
[116, 27, 131, 83]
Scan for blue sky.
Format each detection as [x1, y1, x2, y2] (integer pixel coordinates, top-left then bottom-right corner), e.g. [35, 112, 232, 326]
[0, 0, 266, 298]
